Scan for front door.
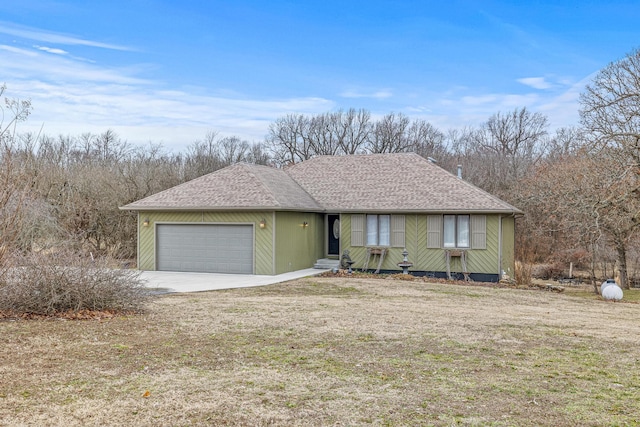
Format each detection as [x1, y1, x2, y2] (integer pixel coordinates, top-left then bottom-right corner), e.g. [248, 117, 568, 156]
[327, 214, 340, 256]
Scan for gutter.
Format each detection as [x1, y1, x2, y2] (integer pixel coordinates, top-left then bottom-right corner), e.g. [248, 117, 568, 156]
[119, 206, 523, 215]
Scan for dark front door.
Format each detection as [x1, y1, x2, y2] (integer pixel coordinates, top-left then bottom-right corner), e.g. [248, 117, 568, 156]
[328, 214, 340, 256]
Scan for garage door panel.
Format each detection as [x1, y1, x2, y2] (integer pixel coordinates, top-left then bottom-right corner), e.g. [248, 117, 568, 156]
[156, 224, 253, 274]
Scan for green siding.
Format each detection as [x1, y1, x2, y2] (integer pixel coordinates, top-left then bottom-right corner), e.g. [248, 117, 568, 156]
[137, 211, 274, 275]
[501, 215, 516, 277]
[274, 212, 324, 274]
[136, 210, 516, 277]
[342, 214, 416, 271]
[343, 213, 506, 275]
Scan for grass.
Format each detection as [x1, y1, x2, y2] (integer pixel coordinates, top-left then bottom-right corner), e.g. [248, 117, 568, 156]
[1, 277, 639, 426]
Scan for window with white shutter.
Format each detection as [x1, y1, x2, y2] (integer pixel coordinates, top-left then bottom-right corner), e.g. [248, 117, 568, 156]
[390, 215, 405, 247]
[351, 214, 364, 246]
[471, 215, 487, 249]
[427, 215, 442, 248]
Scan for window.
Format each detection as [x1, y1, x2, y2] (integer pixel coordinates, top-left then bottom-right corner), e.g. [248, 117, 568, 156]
[366, 214, 390, 246]
[427, 214, 486, 249]
[352, 214, 405, 247]
[443, 215, 470, 248]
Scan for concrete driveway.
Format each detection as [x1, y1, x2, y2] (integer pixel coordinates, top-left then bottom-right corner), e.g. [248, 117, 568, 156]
[140, 268, 329, 293]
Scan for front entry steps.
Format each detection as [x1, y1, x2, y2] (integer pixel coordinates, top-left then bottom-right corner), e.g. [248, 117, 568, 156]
[314, 258, 340, 269]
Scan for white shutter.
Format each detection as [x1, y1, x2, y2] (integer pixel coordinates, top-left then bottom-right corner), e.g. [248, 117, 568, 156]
[391, 215, 405, 247]
[351, 215, 364, 247]
[471, 215, 487, 249]
[427, 215, 442, 249]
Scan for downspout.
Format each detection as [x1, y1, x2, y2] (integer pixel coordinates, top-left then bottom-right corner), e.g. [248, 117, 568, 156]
[271, 211, 276, 275]
[338, 213, 342, 256]
[137, 212, 141, 270]
[415, 214, 419, 269]
[497, 214, 503, 280]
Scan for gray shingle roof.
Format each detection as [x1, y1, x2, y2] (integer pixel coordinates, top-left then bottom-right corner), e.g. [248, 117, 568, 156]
[286, 153, 521, 213]
[121, 153, 522, 214]
[120, 163, 322, 211]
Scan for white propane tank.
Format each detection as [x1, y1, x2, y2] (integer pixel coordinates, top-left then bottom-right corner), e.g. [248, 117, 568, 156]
[601, 279, 617, 293]
[601, 281, 623, 301]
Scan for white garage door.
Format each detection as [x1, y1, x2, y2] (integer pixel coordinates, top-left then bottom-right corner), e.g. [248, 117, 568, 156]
[156, 224, 253, 274]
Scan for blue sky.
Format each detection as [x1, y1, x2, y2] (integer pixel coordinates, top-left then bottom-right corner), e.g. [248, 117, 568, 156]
[1, 1, 639, 151]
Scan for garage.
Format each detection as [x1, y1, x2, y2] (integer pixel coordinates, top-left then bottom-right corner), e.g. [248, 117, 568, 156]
[156, 224, 254, 274]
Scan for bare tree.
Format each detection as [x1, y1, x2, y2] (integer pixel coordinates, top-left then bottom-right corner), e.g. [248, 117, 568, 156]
[267, 114, 313, 165]
[451, 108, 549, 196]
[368, 112, 412, 153]
[337, 108, 371, 154]
[246, 142, 271, 165]
[406, 119, 447, 159]
[546, 127, 585, 161]
[517, 150, 640, 289]
[183, 131, 225, 180]
[217, 136, 251, 166]
[266, 109, 372, 165]
[0, 85, 34, 263]
[580, 47, 640, 167]
[481, 107, 549, 181]
[0, 84, 31, 147]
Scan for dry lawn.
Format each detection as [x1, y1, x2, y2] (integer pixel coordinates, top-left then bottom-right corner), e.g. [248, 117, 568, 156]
[1, 277, 639, 426]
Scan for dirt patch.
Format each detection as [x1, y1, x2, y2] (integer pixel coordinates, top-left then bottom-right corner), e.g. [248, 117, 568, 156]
[1, 277, 639, 426]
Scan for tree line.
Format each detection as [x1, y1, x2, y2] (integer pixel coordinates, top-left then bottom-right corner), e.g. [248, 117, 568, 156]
[2, 47, 640, 289]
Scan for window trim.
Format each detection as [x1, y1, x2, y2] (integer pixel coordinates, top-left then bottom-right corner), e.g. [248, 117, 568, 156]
[443, 214, 470, 249]
[366, 214, 391, 246]
[351, 214, 405, 248]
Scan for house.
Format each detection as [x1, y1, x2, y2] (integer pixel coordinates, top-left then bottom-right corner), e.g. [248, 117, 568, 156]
[120, 153, 522, 281]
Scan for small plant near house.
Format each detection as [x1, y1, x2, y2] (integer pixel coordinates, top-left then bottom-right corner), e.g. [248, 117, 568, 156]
[514, 260, 533, 287]
[0, 251, 151, 318]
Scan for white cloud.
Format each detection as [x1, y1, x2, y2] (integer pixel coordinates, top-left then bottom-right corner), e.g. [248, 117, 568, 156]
[1, 45, 149, 85]
[0, 21, 591, 152]
[0, 21, 133, 51]
[400, 75, 589, 134]
[16, 83, 334, 150]
[340, 88, 393, 99]
[1, 31, 334, 151]
[0, 44, 37, 56]
[35, 45, 68, 55]
[517, 77, 553, 90]
[460, 94, 499, 106]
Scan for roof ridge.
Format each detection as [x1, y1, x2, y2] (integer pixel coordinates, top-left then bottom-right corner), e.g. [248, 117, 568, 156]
[121, 154, 521, 214]
[238, 163, 283, 208]
[424, 157, 521, 212]
[284, 167, 326, 210]
[127, 163, 231, 201]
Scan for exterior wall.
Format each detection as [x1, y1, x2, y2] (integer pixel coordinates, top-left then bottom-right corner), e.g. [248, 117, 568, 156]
[342, 213, 507, 279]
[342, 214, 413, 272]
[274, 211, 324, 274]
[137, 211, 275, 275]
[135, 210, 515, 278]
[500, 215, 516, 277]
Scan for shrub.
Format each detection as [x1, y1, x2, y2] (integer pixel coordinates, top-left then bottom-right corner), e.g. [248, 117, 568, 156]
[531, 262, 566, 280]
[514, 261, 533, 287]
[0, 251, 151, 317]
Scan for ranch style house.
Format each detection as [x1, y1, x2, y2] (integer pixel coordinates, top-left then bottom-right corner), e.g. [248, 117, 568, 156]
[121, 152, 522, 281]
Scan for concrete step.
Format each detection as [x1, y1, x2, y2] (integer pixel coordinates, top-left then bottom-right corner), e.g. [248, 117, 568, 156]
[313, 258, 340, 269]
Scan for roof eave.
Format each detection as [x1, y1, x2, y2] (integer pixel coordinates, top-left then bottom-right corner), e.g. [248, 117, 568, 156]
[120, 205, 523, 215]
[119, 205, 326, 212]
[327, 208, 524, 215]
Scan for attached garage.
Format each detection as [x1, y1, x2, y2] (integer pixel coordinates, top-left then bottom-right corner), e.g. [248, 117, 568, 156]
[156, 224, 254, 274]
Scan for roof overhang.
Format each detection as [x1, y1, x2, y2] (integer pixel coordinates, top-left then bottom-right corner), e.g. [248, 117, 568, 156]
[119, 205, 326, 213]
[120, 205, 523, 216]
